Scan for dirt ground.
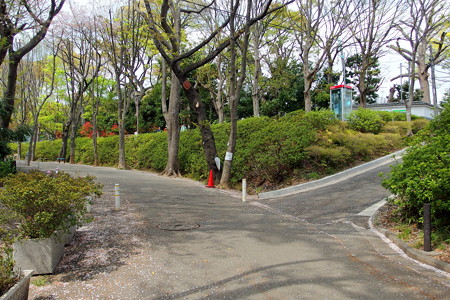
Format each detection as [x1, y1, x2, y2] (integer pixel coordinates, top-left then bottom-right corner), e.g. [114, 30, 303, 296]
[374, 203, 450, 264]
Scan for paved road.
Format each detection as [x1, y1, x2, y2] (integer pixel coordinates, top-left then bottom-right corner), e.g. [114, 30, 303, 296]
[18, 160, 449, 300]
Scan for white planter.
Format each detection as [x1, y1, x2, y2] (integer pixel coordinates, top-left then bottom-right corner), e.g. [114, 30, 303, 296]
[0, 270, 33, 300]
[13, 234, 65, 275]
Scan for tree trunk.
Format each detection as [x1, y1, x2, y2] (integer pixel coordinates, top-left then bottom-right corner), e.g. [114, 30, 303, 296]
[251, 29, 261, 117]
[2, 59, 19, 128]
[358, 54, 369, 108]
[303, 61, 313, 112]
[17, 142, 22, 160]
[163, 71, 181, 176]
[118, 121, 126, 169]
[417, 43, 430, 103]
[302, 43, 313, 112]
[59, 123, 70, 160]
[180, 79, 220, 182]
[220, 0, 252, 188]
[406, 58, 415, 136]
[92, 106, 99, 166]
[69, 121, 77, 164]
[213, 56, 225, 123]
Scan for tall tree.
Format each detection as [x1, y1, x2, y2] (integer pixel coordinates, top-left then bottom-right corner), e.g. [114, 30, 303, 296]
[220, 0, 252, 187]
[345, 53, 382, 104]
[0, 0, 65, 129]
[389, 0, 449, 133]
[56, 14, 101, 163]
[142, 0, 293, 181]
[290, 0, 349, 112]
[346, 0, 400, 108]
[102, 1, 152, 169]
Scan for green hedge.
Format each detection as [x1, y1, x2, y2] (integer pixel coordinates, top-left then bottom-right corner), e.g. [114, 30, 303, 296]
[24, 109, 417, 190]
[382, 100, 449, 228]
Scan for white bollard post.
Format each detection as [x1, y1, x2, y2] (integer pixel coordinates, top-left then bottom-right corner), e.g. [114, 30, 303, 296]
[115, 184, 121, 209]
[242, 179, 247, 202]
[86, 196, 93, 213]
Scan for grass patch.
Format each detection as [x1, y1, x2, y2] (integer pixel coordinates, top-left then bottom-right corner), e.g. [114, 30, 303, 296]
[31, 276, 51, 286]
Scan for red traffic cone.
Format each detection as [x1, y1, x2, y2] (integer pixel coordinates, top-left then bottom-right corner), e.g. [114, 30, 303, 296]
[206, 169, 215, 188]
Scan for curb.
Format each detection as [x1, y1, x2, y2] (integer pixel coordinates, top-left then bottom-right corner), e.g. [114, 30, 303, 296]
[372, 201, 450, 274]
[376, 227, 450, 273]
[258, 148, 407, 199]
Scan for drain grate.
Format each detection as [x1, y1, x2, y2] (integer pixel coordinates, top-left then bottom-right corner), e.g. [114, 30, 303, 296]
[157, 223, 200, 231]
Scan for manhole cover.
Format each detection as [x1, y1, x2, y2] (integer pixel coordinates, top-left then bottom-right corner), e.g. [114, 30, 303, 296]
[157, 223, 200, 231]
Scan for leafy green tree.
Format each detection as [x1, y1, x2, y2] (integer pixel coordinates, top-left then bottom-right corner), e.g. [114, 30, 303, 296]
[261, 60, 304, 116]
[311, 68, 340, 109]
[345, 54, 382, 104]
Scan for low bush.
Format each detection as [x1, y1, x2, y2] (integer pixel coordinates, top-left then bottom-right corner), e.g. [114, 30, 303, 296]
[382, 99, 450, 229]
[382, 135, 450, 227]
[0, 239, 17, 296]
[0, 160, 16, 178]
[24, 108, 412, 191]
[347, 108, 385, 134]
[304, 110, 338, 130]
[0, 171, 103, 239]
[242, 117, 315, 185]
[306, 145, 352, 167]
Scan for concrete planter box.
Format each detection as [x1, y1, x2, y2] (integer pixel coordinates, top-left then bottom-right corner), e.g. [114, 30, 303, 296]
[56, 225, 76, 246]
[0, 270, 33, 300]
[13, 234, 65, 275]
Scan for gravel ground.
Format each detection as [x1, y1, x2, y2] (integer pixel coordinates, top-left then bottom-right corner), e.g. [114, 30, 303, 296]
[29, 190, 152, 299]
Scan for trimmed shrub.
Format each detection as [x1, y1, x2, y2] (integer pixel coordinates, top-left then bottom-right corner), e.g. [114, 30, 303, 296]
[411, 118, 428, 134]
[382, 99, 450, 228]
[0, 160, 15, 178]
[347, 108, 385, 134]
[381, 121, 410, 135]
[304, 110, 338, 130]
[0, 171, 103, 239]
[382, 135, 450, 227]
[242, 117, 315, 185]
[34, 140, 60, 161]
[306, 145, 352, 167]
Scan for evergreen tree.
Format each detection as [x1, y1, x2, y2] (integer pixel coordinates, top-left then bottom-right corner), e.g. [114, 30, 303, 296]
[345, 54, 382, 104]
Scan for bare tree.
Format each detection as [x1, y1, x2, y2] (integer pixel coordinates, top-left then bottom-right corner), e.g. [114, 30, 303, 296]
[25, 46, 58, 166]
[142, 0, 293, 181]
[291, 0, 349, 112]
[389, 0, 449, 132]
[0, 0, 65, 129]
[102, 1, 152, 169]
[220, 0, 252, 187]
[389, 0, 449, 107]
[346, 0, 400, 107]
[56, 14, 102, 163]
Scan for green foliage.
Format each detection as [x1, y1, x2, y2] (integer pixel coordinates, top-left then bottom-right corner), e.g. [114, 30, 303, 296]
[261, 60, 304, 116]
[30, 108, 411, 191]
[429, 98, 450, 136]
[0, 160, 16, 178]
[345, 54, 381, 104]
[306, 145, 352, 167]
[347, 108, 385, 134]
[127, 132, 168, 170]
[382, 99, 450, 228]
[0, 239, 17, 296]
[35, 140, 60, 160]
[0, 171, 103, 239]
[303, 110, 338, 130]
[241, 115, 316, 185]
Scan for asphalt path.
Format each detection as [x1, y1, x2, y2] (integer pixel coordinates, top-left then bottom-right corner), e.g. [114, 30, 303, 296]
[18, 160, 449, 300]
